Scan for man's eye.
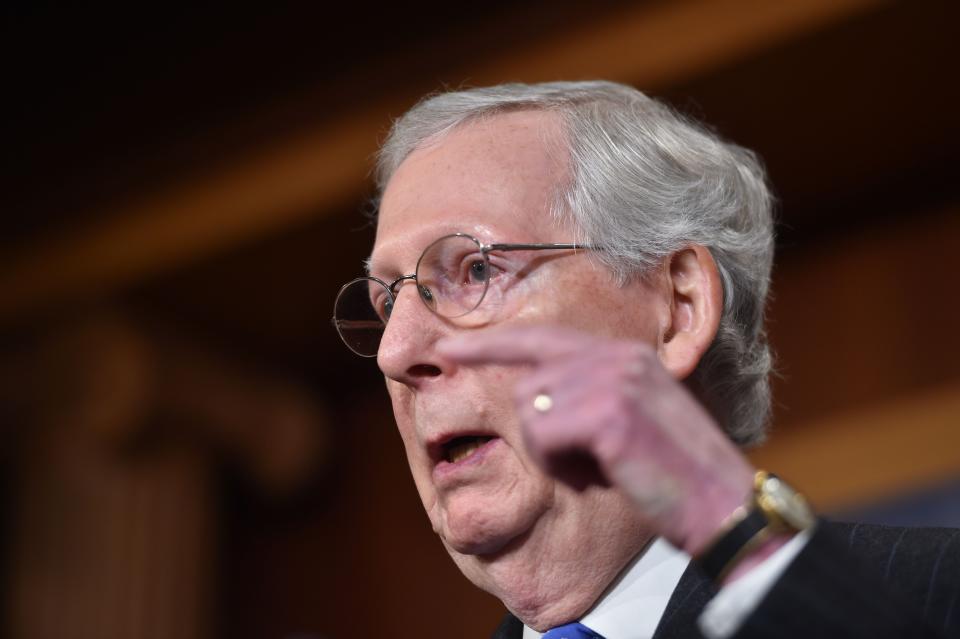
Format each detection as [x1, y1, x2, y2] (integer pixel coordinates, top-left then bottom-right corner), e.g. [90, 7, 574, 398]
[468, 260, 489, 283]
[373, 295, 393, 321]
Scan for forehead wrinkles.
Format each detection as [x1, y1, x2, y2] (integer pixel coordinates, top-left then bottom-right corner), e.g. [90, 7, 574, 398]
[371, 111, 573, 274]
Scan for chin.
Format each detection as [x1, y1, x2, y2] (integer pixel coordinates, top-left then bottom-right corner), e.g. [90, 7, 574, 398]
[437, 487, 547, 556]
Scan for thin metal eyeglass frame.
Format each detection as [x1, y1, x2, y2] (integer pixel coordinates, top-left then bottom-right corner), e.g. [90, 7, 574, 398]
[333, 232, 592, 357]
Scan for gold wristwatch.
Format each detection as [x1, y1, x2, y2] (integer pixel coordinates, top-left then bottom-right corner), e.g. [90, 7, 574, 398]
[695, 470, 815, 582]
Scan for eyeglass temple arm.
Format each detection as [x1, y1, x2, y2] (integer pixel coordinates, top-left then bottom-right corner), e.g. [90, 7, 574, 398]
[484, 242, 592, 252]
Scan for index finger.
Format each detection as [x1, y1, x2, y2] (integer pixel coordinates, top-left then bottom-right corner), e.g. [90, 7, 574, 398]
[436, 325, 591, 366]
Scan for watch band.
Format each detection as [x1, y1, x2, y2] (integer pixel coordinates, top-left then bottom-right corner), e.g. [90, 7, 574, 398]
[695, 506, 770, 582]
[694, 470, 813, 583]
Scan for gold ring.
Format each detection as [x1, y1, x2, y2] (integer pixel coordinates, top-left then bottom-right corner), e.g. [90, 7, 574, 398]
[533, 393, 554, 413]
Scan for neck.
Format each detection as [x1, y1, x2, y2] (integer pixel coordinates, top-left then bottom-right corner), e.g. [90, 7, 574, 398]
[462, 493, 652, 630]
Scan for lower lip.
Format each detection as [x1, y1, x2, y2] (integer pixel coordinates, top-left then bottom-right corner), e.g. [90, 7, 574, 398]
[432, 437, 502, 485]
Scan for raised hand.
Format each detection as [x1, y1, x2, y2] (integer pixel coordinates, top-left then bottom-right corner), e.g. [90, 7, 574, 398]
[438, 324, 757, 558]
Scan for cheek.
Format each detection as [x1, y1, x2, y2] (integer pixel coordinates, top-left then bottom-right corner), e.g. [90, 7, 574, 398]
[475, 366, 528, 438]
[387, 383, 409, 430]
[387, 387, 442, 521]
[532, 269, 662, 343]
[386, 381, 428, 477]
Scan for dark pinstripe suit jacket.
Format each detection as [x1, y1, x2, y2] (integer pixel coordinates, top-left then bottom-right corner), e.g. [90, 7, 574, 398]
[491, 521, 960, 638]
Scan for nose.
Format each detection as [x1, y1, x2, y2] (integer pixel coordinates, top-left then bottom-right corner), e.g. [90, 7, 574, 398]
[377, 281, 448, 386]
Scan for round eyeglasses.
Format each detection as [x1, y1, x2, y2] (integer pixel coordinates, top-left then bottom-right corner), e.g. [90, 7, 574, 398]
[333, 233, 590, 357]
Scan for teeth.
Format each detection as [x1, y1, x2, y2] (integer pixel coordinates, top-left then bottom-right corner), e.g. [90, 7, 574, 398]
[446, 437, 488, 463]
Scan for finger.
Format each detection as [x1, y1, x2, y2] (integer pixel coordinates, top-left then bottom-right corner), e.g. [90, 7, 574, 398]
[513, 347, 626, 400]
[516, 360, 618, 451]
[521, 391, 623, 487]
[437, 325, 592, 365]
[522, 386, 619, 453]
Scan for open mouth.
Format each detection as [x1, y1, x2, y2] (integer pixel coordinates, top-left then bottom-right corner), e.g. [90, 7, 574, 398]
[441, 435, 495, 464]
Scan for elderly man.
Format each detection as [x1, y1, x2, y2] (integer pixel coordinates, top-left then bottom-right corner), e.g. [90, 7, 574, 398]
[333, 81, 958, 638]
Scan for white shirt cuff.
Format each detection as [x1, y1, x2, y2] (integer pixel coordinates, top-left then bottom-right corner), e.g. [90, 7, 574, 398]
[698, 527, 813, 639]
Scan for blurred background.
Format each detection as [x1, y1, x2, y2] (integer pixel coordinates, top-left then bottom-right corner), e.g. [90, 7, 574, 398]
[1, 1, 958, 637]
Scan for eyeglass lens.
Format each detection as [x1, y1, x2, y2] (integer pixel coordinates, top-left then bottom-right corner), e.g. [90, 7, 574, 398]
[333, 234, 492, 357]
[333, 278, 390, 357]
[415, 234, 490, 318]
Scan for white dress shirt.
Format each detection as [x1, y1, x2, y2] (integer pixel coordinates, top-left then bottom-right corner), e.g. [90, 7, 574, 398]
[522, 531, 810, 639]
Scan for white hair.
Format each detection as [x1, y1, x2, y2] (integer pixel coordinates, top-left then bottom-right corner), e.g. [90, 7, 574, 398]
[375, 81, 775, 446]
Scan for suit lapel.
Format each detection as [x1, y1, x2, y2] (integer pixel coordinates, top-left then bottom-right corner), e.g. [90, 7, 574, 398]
[651, 563, 716, 639]
[491, 612, 524, 639]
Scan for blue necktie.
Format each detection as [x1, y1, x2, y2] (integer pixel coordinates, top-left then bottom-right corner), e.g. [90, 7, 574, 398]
[542, 622, 605, 639]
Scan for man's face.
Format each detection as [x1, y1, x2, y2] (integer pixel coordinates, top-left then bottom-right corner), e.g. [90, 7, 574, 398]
[369, 111, 662, 599]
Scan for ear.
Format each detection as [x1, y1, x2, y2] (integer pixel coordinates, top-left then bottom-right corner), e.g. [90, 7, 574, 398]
[657, 244, 723, 379]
